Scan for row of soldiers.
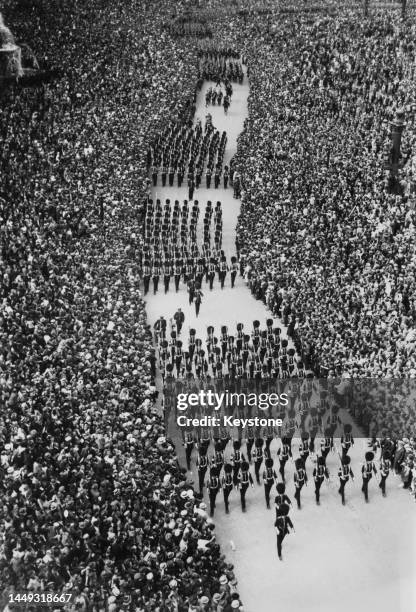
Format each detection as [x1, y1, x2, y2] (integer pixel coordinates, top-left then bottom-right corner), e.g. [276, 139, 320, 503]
[142, 253, 237, 297]
[155, 319, 304, 380]
[199, 57, 244, 84]
[139, 203, 226, 266]
[148, 119, 228, 191]
[189, 433, 393, 561]
[143, 199, 223, 254]
[205, 83, 233, 114]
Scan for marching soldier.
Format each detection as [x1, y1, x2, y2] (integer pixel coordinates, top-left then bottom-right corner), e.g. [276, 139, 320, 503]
[177, 163, 184, 188]
[173, 308, 185, 335]
[274, 504, 294, 561]
[299, 433, 310, 464]
[219, 258, 228, 289]
[211, 442, 225, 474]
[313, 456, 329, 505]
[199, 425, 211, 453]
[163, 259, 171, 293]
[207, 257, 216, 290]
[206, 167, 212, 189]
[154, 315, 167, 342]
[152, 261, 161, 294]
[238, 461, 254, 512]
[161, 162, 168, 187]
[222, 463, 234, 514]
[361, 451, 377, 503]
[230, 256, 238, 288]
[187, 277, 195, 305]
[151, 164, 158, 186]
[223, 165, 229, 188]
[207, 467, 221, 517]
[230, 440, 245, 486]
[246, 425, 255, 463]
[174, 340, 183, 376]
[294, 458, 307, 509]
[263, 457, 278, 509]
[188, 176, 195, 201]
[253, 438, 265, 484]
[195, 286, 203, 317]
[274, 482, 292, 514]
[338, 455, 354, 505]
[214, 166, 221, 188]
[195, 164, 202, 189]
[196, 446, 209, 494]
[188, 328, 196, 361]
[168, 164, 175, 187]
[379, 450, 391, 497]
[219, 423, 230, 451]
[320, 429, 334, 463]
[174, 259, 182, 292]
[277, 437, 292, 482]
[341, 423, 354, 460]
[183, 429, 194, 471]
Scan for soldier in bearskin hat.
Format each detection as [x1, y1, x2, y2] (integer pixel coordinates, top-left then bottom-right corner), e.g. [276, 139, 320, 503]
[338, 455, 354, 505]
[238, 461, 254, 512]
[183, 428, 195, 471]
[152, 259, 161, 294]
[222, 463, 234, 514]
[194, 283, 203, 317]
[143, 259, 151, 295]
[294, 457, 307, 509]
[253, 437, 265, 484]
[207, 257, 216, 290]
[277, 437, 292, 482]
[274, 503, 294, 561]
[361, 450, 377, 502]
[274, 482, 292, 515]
[263, 457, 278, 509]
[299, 432, 310, 464]
[341, 423, 354, 460]
[230, 439, 245, 486]
[313, 455, 330, 505]
[211, 441, 225, 474]
[379, 450, 391, 497]
[207, 466, 221, 517]
[196, 446, 209, 495]
[320, 428, 334, 463]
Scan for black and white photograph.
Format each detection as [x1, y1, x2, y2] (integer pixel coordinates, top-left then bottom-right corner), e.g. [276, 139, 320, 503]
[1, 0, 416, 610]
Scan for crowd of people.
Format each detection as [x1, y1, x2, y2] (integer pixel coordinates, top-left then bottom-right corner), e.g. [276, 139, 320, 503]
[0, 1, 246, 610]
[216, 10, 416, 441]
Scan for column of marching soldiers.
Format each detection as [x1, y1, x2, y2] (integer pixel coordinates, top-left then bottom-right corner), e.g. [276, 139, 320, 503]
[182, 395, 394, 561]
[143, 52, 394, 561]
[141, 53, 243, 316]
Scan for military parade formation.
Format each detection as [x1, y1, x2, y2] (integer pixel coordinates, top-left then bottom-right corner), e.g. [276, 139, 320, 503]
[144, 50, 415, 566]
[179, 421, 400, 560]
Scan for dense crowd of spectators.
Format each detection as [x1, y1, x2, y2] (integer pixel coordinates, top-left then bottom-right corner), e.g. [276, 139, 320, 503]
[0, 0, 243, 609]
[218, 10, 416, 440]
